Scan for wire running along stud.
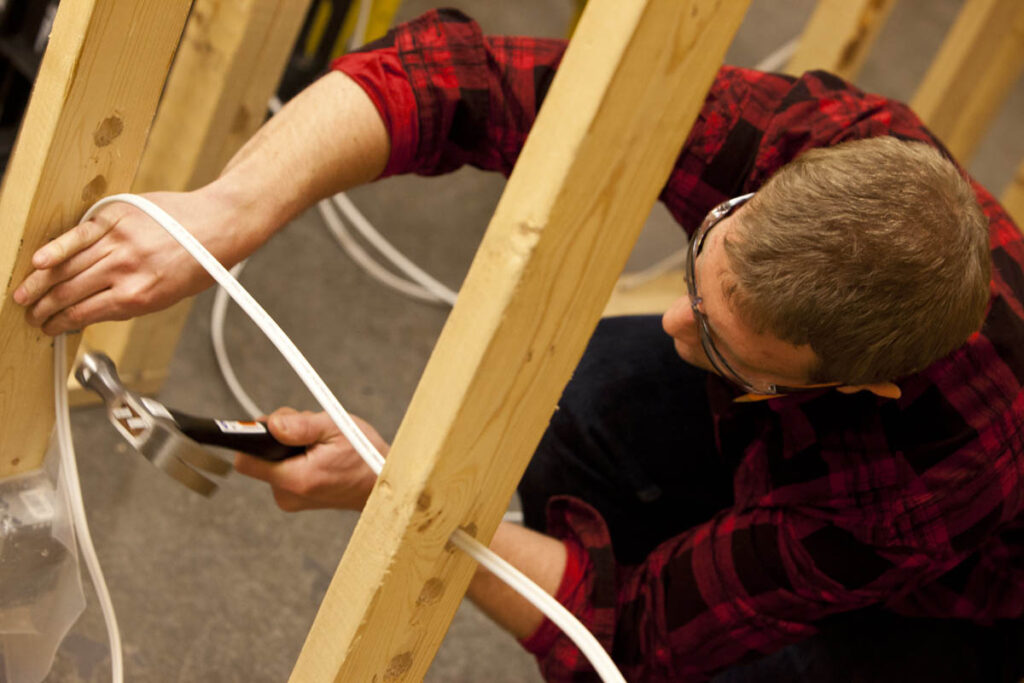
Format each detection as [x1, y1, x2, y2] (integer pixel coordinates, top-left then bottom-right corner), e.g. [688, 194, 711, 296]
[67, 193, 626, 683]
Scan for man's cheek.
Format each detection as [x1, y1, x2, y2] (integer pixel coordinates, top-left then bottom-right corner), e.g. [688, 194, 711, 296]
[673, 338, 712, 371]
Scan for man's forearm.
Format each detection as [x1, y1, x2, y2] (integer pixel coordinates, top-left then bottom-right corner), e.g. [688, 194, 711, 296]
[204, 70, 390, 259]
[467, 522, 569, 640]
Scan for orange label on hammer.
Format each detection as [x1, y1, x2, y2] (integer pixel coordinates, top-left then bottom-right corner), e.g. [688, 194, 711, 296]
[215, 420, 267, 435]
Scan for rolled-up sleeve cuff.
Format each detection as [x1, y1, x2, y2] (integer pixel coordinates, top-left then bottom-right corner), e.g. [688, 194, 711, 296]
[519, 527, 585, 656]
[331, 48, 419, 178]
[519, 496, 618, 677]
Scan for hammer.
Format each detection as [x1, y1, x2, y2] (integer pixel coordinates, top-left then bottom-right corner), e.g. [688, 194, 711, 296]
[75, 352, 303, 496]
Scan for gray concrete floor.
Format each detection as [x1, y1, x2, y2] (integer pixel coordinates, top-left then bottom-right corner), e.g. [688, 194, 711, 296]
[34, 0, 1024, 681]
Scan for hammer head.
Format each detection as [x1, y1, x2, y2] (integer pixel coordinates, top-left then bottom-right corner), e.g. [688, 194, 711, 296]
[75, 352, 231, 496]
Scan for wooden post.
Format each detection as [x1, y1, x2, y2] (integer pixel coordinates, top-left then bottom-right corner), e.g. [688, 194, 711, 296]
[785, 0, 898, 82]
[0, 1, 191, 478]
[361, 0, 403, 44]
[289, 0, 750, 680]
[325, 0, 404, 56]
[76, 0, 313, 402]
[910, 0, 1024, 163]
[1004, 159, 1024, 230]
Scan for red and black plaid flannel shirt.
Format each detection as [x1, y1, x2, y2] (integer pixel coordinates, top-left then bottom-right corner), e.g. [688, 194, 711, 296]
[334, 9, 1024, 682]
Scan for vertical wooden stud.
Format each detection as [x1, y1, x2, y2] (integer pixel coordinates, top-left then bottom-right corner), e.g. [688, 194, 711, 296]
[0, 0, 191, 478]
[76, 0, 313, 402]
[785, 0, 898, 82]
[910, 0, 1024, 163]
[289, 0, 751, 680]
[1003, 159, 1024, 230]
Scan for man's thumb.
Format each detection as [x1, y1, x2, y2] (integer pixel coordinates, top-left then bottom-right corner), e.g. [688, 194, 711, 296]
[267, 408, 312, 445]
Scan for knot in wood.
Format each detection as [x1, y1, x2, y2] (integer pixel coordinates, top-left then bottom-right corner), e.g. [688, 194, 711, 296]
[93, 115, 124, 147]
[383, 651, 413, 680]
[81, 175, 108, 204]
[416, 578, 445, 606]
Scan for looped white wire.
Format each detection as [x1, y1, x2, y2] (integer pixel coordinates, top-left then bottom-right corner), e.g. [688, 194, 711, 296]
[92, 193, 625, 682]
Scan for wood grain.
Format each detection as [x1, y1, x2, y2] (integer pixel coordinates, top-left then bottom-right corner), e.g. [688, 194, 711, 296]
[785, 0, 898, 82]
[289, 1, 750, 680]
[1003, 159, 1024, 231]
[0, 0, 191, 477]
[78, 0, 312, 402]
[910, 0, 1024, 163]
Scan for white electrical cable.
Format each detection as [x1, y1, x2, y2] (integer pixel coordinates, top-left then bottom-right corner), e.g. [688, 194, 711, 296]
[349, 0, 373, 52]
[449, 528, 624, 681]
[211, 202, 446, 418]
[318, 38, 803, 301]
[87, 195, 387, 473]
[754, 36, 800, 74]
[614, 247, 686, 291]
[319, 197, 447, 303]
[200, 35, 804, 674]
[94, 193, 625, 682]
[332, 193, 459, 305]
[54, 25, 799, 683]
[54, 335, 124, 683]
[211, 260, 264, 419]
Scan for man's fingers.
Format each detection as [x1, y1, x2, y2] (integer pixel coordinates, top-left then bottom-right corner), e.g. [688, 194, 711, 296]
[234, 451, 313, 494]
[32, 218, 112, 269]
[27, 260, 114, 326]
[234, 451, 286, 482]
[267, 409, 338, 447]
[39, 289, 121, 335]
[15, 243, 110, 307]
[271, 488, 312, 513]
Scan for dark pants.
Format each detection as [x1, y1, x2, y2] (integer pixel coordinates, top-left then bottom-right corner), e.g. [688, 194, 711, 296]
[517, 315, 1024, 682]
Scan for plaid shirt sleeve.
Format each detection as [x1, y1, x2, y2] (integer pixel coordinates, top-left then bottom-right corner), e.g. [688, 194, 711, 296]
[332, 8, 565, 179]
[333, 10, 1024, 682]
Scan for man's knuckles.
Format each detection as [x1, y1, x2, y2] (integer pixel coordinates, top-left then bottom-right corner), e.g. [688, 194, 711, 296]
[269, 410, 329, 446]
[62, 302, 87, 328]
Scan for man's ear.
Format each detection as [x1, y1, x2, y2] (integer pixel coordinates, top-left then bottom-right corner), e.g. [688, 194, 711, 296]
[836, 383, 902, 399]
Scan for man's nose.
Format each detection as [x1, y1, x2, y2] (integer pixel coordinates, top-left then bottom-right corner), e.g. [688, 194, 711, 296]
[662, 295, 697, 338]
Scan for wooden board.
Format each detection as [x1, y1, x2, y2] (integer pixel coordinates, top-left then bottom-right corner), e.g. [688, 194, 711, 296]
[785, 0, 898, 82]
[603, 269, 686, 317]
[77, 0, 312, 401]
[1004, 159, 1024, 231]
[910, 0, 1024, 163]
[0, 0, 191, 478]
[288, 1, 751, 680]
[323, 0, 404, 58]
[362, 0, 403, 44]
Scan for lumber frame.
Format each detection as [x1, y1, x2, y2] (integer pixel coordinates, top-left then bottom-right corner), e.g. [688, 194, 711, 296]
[785, 0, 898, 82]
[319, 0, 403, 59]
[1004, 159, 1024, 230]
[0, 1, 191, 478]
[910, 0, 1024, 163]
[289, 1, 750, 680]
[75, 0, 312, 403]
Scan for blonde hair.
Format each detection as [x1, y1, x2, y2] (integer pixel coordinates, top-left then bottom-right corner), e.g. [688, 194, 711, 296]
[725, 137, 990, 384]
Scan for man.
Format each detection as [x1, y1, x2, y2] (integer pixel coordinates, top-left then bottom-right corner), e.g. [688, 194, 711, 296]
[13, 9, 1024, 681]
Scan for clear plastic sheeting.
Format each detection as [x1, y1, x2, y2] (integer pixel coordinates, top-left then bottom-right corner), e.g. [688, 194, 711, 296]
[0, 441, 85, 683]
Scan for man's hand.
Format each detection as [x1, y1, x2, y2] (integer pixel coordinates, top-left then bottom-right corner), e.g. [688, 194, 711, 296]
[234, 407, 385, 512]
[12, 189, 246, 335]
[12, 72, 391, 337]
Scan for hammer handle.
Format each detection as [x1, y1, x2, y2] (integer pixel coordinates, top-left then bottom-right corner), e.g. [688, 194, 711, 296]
[167, 409, 305, 461]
